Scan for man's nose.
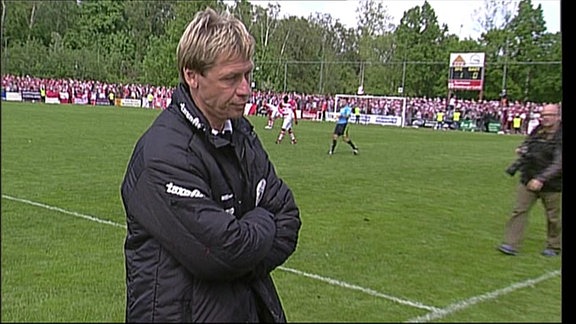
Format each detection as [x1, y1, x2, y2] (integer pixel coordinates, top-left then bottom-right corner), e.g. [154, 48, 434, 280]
[237, 76, 251, 96]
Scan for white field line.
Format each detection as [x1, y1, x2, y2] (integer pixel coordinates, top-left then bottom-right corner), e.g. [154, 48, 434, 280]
[405, 269, 561, 323]
[278, 266, 439, 311]
[2, 194, 560, 319]
[2, 194, 437, 311]
[2, 195, 126, 228]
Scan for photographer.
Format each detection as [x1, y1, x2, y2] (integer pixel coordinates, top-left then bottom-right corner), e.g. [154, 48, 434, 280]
[498, 104, 562, 257]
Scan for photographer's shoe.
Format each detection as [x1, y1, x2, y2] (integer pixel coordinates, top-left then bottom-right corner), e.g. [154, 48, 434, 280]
[497, 244, 518, 256]
[541, 248, 560, 257]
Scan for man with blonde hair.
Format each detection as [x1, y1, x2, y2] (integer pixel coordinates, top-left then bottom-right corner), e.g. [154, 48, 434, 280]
[121, 7, 301, 322]
[498, 103, 562, 257]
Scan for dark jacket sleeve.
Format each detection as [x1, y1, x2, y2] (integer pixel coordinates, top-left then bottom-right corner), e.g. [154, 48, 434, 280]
[535, 130, 562, 183]
[252, 159, 301, 276]
[123, 156, 277, 282]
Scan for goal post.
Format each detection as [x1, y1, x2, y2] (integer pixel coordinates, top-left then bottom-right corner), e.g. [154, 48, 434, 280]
[333, 94, 408, 127]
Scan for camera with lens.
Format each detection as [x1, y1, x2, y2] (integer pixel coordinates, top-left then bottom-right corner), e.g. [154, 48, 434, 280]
[505, 145, 529, 176]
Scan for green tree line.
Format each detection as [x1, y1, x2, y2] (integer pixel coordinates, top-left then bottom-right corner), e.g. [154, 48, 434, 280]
[0, 0, 561, 102]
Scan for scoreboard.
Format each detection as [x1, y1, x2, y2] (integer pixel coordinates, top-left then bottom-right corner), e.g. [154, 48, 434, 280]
[448, 53, 485, 91]
[450, 66, 482, 80]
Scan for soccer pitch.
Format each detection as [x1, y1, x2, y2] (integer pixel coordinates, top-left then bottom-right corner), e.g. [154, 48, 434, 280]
[1, 102, 561, 322]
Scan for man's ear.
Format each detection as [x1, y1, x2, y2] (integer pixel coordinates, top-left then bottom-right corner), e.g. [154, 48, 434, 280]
[183, 68, 198, 89]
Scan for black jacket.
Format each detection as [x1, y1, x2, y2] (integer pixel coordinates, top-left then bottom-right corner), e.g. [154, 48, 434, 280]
[519, 123, 562, 192]
[121, 83, 301, 322]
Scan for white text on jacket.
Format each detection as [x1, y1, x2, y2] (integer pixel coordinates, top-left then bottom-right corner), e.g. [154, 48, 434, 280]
[165, 182, 205, 198]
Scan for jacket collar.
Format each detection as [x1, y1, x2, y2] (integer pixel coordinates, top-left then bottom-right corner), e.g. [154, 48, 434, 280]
[171, 83, 240, 148]
[171, 83, 209, 134]
[210, 119, 233, 136]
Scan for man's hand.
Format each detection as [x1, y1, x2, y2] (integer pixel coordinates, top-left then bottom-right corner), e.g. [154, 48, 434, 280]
[526, 178, 543, 191]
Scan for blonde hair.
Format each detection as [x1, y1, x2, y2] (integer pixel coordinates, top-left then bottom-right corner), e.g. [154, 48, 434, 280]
[177, 7, 255, 84]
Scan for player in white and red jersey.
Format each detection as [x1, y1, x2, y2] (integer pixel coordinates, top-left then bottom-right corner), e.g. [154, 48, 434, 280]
[264, 99, 282, 129]
[275, 95, 298, 144]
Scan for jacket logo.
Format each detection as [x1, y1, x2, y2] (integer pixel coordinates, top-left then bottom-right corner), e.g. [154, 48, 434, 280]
[221, 193, 234, 201]
[180, 103, 205, 131]
[255, 179, 266, 207]
[166, 182, 205, 198]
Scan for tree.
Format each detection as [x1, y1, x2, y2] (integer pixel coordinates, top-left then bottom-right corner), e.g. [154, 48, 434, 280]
[140, 0, 223, 86]
[472, 0, 517, 100]
[355, 0, 396, 95]
[123, 0, 176, 65]
[471, 0, 516, 37]
[0, 0, 562, 102]
[507, 0, 550, 102]
[393, 1, 450, 97]
[250, 2, 282, 90]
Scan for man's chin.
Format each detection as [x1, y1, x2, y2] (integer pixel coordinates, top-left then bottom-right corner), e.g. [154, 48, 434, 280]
[230, 105, 246, 118]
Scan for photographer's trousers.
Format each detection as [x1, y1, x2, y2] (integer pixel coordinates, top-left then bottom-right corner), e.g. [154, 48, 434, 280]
[503, 183, 562, 251]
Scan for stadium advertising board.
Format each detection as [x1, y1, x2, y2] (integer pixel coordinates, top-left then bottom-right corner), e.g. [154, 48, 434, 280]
[5, 92, 23, 102]
[326, 111, 402, 127]
[448, 52, 485, 91]
[121, 98, 141, 108]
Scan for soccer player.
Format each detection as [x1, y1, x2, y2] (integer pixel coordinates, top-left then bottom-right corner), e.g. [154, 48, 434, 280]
[275, 95, 298, 144]
[264, 99, 282, 129]
[328, 98, 359, 155]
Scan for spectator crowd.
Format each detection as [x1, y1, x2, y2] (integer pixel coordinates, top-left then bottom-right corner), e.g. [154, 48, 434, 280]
[2, 74, 559, 135]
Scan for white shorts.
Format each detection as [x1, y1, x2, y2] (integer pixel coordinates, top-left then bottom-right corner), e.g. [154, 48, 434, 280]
[282, 118, 293, 130]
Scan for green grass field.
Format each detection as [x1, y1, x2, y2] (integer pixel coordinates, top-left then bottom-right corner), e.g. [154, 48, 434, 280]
[1, 101, 561, 322]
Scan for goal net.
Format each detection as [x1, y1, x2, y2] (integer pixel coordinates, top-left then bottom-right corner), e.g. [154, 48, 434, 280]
[333, 94, 408, 127]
